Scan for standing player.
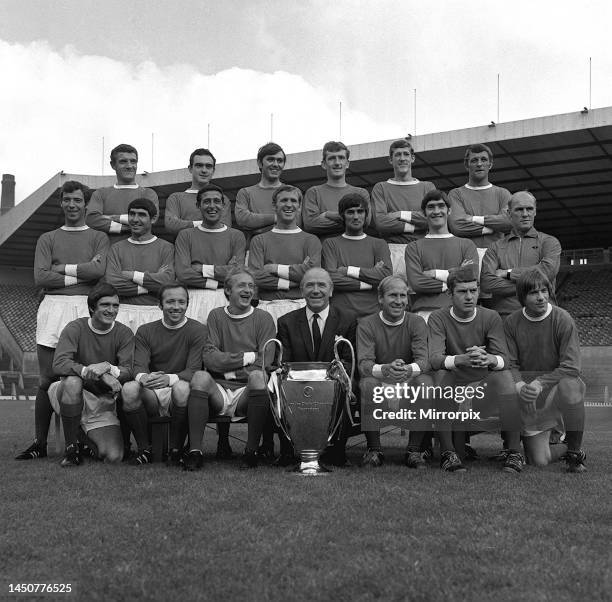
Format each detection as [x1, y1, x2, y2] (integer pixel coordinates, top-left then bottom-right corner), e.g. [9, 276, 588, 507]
[105, 198, 175, 333]
[481, 191, 561, 319]
[322, 193, 392, 321]
[86, 144, 158, 244]
[193, 268, 276, 469]
[357, 276, 432, 467]
[405, 190, 478, 322]
[16, 181, 109, 461]
[248, 185, 321, 325]
[50, 283, 133, 465]
[302, 141, 370, 240]
[235, 142, 300, 244]
[371, 138, 435, 276]
[164, 148, 231, 237]
[175, 184, 246, 324]
[121, 283, 207, 466]
[428, 268, 523, 473]
[504, 269, 586, 472]
[448, 143, 512, 276]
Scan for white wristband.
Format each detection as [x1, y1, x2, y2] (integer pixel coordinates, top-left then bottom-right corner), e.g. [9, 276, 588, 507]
[403, 223, 415, 233]
[109, 221, 123, 234]
[193, 220, 202, 227]
[372, 364, 384, 378]
[493, 356, 504, 370]
[434, 269, 449, 283]
[109, 365, 121, 378]
[224, 371, 237, 380]
[359, 281, 372, 290]
[243, 352, 256, 366]
[277, 265, 290, 280]
[137, 285, 148, 295]
[400, 211, 412, 223]
[205, 279, 219, 290]
[64, 264, 78, 277]
[201, 264, 215, 278]
[471, 215, 485, 226]
[482, 226, 494, 235]
[277, 278, 291, 290]
[64, 275, 78, 287]
[133, 271, 145, 286]
[135, 373, 146, 383]
[409, 362, 420, 376]
[444, 356, 456, 370]
[346, 266, 360, 279]
[119, 214, 130, 225]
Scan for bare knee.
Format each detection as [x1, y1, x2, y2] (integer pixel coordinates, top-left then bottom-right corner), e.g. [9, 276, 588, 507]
[557, 378, 584, 406]
[61, 376, 83, 403]
[191, 370, 215, 391]
[102, 448, 124, 464]
[248, 370, 266, 391]
[121, 381, 142, 411]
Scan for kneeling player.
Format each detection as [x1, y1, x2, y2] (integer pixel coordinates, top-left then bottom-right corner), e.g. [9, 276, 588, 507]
[428, 268, 523, 472]
[357, 275, 432, 467]
[121, 283, 207, 465]
[51, 283, 133, 465]
[192, 268, 276, 469]
[504, 269, 586, 472]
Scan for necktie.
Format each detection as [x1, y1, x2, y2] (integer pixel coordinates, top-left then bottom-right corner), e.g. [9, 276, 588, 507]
[312, 313, 322, 358]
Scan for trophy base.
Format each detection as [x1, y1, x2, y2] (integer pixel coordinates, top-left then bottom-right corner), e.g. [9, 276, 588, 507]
[293, 451, 331, 476]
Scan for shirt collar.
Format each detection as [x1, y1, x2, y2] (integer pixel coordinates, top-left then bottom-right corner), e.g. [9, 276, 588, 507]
[508, 227, 539, 239]
[387, 178, 419, 185]
[87, 318, 114, 335]
[197, 224, 228, 233]
[379, 311, 405, 326]
[128, 236, 157, 244]
[465, 183, 492, 190]
[425, 233, 453, 239]
[114, 184, 138, 189]
[184, 188, 199, 193]
[224, 306, 254, 319]
[522, 303, 553, 322]
[61, 225, 89, 231]
[306, 305, 330, 323]
[450, 307, 477, 323]
[341, 233, 367, 240]
[162, 317, 188, 330]
[271, 227, 302, 234]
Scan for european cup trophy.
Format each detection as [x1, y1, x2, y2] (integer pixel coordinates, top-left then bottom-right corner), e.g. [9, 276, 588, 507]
[264, 337, 356, 475]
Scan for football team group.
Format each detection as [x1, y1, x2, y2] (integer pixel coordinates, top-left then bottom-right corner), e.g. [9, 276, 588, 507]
[14, 138, 586, 474]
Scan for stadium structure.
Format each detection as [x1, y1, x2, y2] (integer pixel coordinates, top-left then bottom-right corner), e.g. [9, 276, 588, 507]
[1, 107, 611, 401]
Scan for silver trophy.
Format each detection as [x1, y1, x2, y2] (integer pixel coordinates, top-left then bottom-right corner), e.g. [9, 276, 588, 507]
[264, 337, 356, 475]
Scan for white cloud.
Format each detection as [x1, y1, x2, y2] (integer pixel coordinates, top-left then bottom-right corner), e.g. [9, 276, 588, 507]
[0, 39, 402, 203]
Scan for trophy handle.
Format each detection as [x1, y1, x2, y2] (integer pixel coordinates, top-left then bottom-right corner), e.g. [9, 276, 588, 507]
[332, 337, 359, 428]
[261, 338, 292, 440]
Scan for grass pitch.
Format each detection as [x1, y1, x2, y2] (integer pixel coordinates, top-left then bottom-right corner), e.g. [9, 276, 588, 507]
[2, 401, 612, 602]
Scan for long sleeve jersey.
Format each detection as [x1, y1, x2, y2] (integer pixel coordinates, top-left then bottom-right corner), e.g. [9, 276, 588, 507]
[53, 317, 133, 383]
[302, 183, 370, 238]
[404, 234, 479, 312]
[85, 185, 159, 243]
[105, 237, 175, 305]
[504, 304, 581, 388]
[322, 234, 392, 319]
[164, 190, 232, 237]
[357, 311, 430, 378]
[248, 228, 322, 300]
[174, 225, 246, 289]
[133, 318, 207, 382]
[203, 306, 276, 386]
[34, 226, 109, 296]
[371, 179, 435, 243]
[480, 228, 561, 316]
[448, 184, 512, 248]
[428, 306, 509, 384]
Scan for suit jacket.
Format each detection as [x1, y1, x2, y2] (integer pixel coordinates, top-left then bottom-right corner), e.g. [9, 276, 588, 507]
[277, 305, 356, 363]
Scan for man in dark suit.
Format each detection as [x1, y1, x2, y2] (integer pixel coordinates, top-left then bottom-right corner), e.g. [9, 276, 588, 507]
[276, 267, 356, 466]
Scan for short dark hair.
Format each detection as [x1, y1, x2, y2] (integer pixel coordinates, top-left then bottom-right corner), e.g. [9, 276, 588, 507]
[338, 192, 369, 221]
[464, 143, 493, 167]
[60, 180, 91, 203]
[388, 138, 414, 158]
[87, 283, 119, 315]
[196, 184, 225, 206]
[272, 184, 302, 205]
[322, 141, 350, 161]
[158, 282, 189, 305]
[223, 266, 256, 300]
[516, 268, 553, 307]
[110, 144, 138, 164]
[421, 189, 450, 212]
[127, 198, 157, 219]
[257, 142, 286, 165]
[447, 265, 479, 292]
[189, 148, 216, 168]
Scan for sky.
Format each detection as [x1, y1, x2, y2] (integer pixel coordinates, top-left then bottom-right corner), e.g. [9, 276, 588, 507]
[2, 0, 612, 203]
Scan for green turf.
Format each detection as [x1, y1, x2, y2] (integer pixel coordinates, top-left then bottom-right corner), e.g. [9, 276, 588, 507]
[2, 402, 611, 601]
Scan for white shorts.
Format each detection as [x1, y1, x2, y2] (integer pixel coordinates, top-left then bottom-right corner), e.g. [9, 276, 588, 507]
[151, 386, 173, 417]
[388, 244, 407, 279]
[476, 247, 490, 300]
[416, 310, 433, 323]
[215, 384, 247, 420]
[116, 304, 163, 334]
[36, 295, 89, 347]
[49, 379, 120, 433]
[257, 299, 306, 327]
[521, 384, 559, 437]
[185, 289, 227, 325]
